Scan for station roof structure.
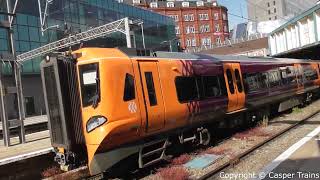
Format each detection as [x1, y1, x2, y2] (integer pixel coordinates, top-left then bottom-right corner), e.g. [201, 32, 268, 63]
[269, 4, 320, 59]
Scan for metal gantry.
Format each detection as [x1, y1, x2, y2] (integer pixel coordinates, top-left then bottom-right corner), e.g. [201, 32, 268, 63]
[17, 17, 132, 62]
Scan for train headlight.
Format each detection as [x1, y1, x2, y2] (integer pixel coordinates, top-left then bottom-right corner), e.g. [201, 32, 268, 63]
[86, 116, 107, 132]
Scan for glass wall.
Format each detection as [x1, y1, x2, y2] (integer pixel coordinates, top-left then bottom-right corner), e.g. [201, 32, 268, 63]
[0, 0, 176, 75]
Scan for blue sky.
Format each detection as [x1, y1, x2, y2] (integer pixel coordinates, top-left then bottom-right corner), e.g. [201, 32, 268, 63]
[218, 0, 248, 29]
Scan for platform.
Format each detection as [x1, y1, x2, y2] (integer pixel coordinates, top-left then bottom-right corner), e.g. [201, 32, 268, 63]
[0, 115, 48, 131]
[258, 126, 320, 180]
[0, 130, 52, 166]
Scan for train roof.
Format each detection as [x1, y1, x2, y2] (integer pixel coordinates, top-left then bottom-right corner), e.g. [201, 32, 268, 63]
[74, 48, 318, 63]
[119, 48, 316, 63]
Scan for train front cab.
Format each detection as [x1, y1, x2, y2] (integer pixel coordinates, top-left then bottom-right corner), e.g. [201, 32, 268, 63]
[76, 48, 145, 175]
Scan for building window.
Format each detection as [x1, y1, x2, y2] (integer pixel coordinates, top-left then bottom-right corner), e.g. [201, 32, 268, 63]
[200, 24, 210, 33]
[197, 1, 204, 6]
[274, 16, 277, 20]
[189, 26, 195, 33]
[175, 26, 180, 34]
[216, 36, 221, 45]
[222, 13, 227, 20]
[224, 25, 228, 32]
[184, 14, 194, 21]
[268, 10, 271, 14]
[267, 2, 270, 7]
[118, 0, 124, 3]
[274, 8, 276, 13]
[186, 39, 192, 47]
[214, 13, 219, 20]
[150, 2, 158, 8]
[190, 14, 194, 21]
[186, 26, 195, 34]
[167, 2, 174, 7]
[201, 37, 211, 46]
[192, 38, 196, 46]
[273, 1, 276, 5]
[182, 2, 189, 7]
[133, 0, 141, 4]
[184, 15, 189, 21]
[169, 15, 179, 21]
[199, 13, 209, 20]
[215, 24, 220, 32]
[269, 17, 272, 20]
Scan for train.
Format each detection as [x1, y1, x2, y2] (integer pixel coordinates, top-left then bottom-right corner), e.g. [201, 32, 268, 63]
[40, 48, 320, 176]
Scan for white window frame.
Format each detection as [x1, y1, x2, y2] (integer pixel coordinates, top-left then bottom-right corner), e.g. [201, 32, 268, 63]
[207, 37, 211, 45]
[185, 26, 190, 34]
[201, 38, 206, 46]
[150, 2, 158, 8]
[205, 24, 210, 32]
[192, 38, 196, 46]
[184, 14, 189, 21]
[182, 2, 189, 7]
[214, 13, 219, 20]
[190, 26, 195, 33]
[189, 14, 194, 21]
[186, 39, 192, 47]
[196, 1, 204, 6]
[133, 0, 141, 4]
[169, 15, 179, 21]
[175, 26, 180, 34]
[216, 36, 221, 45]
[222, 13, 227, 20]
[215, 24, 220, 32]
[167, 2, 175, 7]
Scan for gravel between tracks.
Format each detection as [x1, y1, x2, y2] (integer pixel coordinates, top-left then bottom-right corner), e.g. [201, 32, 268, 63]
[145, 99, 320, 180]
[208, 105, 320, 179]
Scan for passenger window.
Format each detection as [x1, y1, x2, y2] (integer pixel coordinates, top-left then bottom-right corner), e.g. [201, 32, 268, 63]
[203, 76, 222, 97]
[244, 73, 267, 93]
[145, 72, 157, 106]
[303, 65, 318, 81]
[123, 73, 135, 101]
[234, 69, 243, 92]
[175, 77, 199, 102]
[226, 69, 235, 94]
[268, 71, 282, 88]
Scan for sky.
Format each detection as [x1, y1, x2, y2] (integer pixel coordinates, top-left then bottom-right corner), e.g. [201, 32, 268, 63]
[218, 0, 248, 29]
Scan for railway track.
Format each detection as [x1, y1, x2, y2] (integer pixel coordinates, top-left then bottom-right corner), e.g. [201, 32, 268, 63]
[198, 110, 320, 180]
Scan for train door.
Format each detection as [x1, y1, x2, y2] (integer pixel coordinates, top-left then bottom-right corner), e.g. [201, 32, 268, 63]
[138, 61, 165, 133]
[223, 63, 245, 112]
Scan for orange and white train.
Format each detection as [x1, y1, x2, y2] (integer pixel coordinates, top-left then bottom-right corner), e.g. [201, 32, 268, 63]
[40, 48, 320, 175]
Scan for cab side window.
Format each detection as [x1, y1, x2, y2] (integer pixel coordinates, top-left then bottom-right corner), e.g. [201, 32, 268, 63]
[123, 73, 135, 101]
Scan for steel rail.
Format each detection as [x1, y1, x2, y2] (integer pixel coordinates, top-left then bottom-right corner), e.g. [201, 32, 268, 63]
[198, 110, 320, 180]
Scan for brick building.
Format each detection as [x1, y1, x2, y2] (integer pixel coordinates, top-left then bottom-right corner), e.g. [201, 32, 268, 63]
[123, 0, 230, 50]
